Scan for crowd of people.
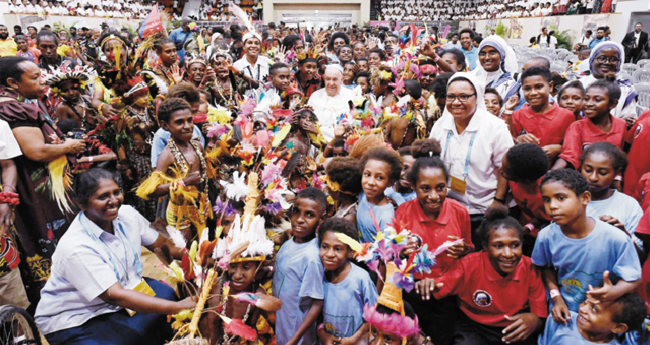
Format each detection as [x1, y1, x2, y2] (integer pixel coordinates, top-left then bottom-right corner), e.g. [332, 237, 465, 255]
[0, 10, 649, 345]
[376, 0, 616, 21]
[8, 0, 164, 19]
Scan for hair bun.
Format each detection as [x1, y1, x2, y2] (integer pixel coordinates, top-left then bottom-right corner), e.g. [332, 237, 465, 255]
[484, 203, 510, 221]
[603, 72, 617, 82]
[410, 139, 442, 159]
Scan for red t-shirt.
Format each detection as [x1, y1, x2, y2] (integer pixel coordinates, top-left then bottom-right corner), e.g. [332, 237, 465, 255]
[559, 115, 628, 169]
[433, 251, 548, 328]
[633, 209, 650, 313]
[394, 198, 472, 279]
[632, 173, 650, 212]
[511, 103, 575, 147]
[509, 179, 550, 235]
[624, 110, 650, 198]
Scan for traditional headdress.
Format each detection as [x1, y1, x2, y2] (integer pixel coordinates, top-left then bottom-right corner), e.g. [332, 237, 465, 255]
[230, 4, 262, 44]
[296, 46, 320, 64]
[44, 65, 96, 98]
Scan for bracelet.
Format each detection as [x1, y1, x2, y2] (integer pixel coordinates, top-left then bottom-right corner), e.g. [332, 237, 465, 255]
[549, 289, 561, 299]
[2, 185, 16, 193]
[98, 103, 105, 117]
[524, 223, 535, 232]
[0, 191, 20, 207]
[88, 156, 94, 163]
[503, 110, 513, 115]
[493, 196, 506, 204]
[317, 323, 324, 331]
[614, 174, 622, 181]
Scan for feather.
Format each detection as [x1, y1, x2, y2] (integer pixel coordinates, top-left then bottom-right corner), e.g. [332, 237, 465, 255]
[254, 129, 269, 147]
[196, 239, 218, 266]
[442, 25, 451, 42]
[189, 241, 198, 261]
[335, 233, 363, 253]
[432, 239, 464, 256]
[235, 292, 283, 312]
[272, 124, 292, 147]
[181, 254, 195, 280]
[166, 225, 187, 249]
[225, 318, 257, 341]
[229, 4, 254, 33]
[136, 171, 173, 200]
[48, 155, 73, 214]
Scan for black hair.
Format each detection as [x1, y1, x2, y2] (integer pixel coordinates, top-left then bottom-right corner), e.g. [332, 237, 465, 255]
[267, 22, 276, 29]
[57, 118, 80, 133]
[281, 34, 302, 51]
[442, 48, 467, 70]
[521, 66, 552, 83]
[549, 30, 555, 35]
[0, 56, 30, 87]
[484, 88, 503, 107]
[376, 302, 417, 319]
[269, 62, 290, 76]
[408, 139, 447, 184]
[154, 37, 174, 52]
[529, 36, 537, 44]
[73, 168, 120, 206]
[404, 79, 422, 100]
[477, 204, 524, 246]
[580, 141, 628, 172]
[587, 74, 621, 105]
[505, 143, 548, 182]
[540, 169, 590, 196]
[397, 145, 412, 157]
[296, 187, 328, 216]
[157, 97, 191, 124]
[328, 32, 350, 52]
[167, 82, 201, 105]
[525, 56, 551, 69]
[558, 80, 585, 100]
[355, 71, 370, 83]
[579, 46, 591, 54]
[586, 30, 593, 35]
[611, 293, 647, 331]
[597, 26, 606, 32]
[369, 48, 385, 61]
[318, 217, 358, 245]
[357, 57, 368, 64]
[473, 36, 483, 44]
[431, 72, 454, 99]
[332, 137, 346, 148]
[360, 146, 403, 182]
[36, 29, 58, 45]
[14, 34, 26, 43]
[326, 157, 363, 195]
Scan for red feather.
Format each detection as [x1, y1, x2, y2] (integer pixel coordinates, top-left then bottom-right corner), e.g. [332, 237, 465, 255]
[368, 205, 381, 235]
[226, 318, 257, 341]
[181, 254, 195, 280]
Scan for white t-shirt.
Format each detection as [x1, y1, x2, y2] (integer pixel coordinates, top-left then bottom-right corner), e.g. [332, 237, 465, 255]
[0, 120, 22, 160]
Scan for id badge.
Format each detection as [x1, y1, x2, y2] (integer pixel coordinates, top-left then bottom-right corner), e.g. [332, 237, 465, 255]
[126, 279, 156, 316]
[450, 175, 467, 195]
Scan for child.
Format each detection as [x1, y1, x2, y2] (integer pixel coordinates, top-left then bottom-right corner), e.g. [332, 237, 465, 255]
[342, 61, 357, 90]
[532, 169, 641, 323]
[325, 157, 362, 227]
[368, 49, 385, 69]
[272, 187, 327, 345]
[14, 34, 37, 62]
[355, 71, 370, 95]
[138, 98, 213, 245]
[337, 45, 353, 66]
[56, 118, 117, 173]
[553, 75, 629, 170]
[580, 142, 643, 249]
[484, 87, 503, 117]
[385, 146, 417, 202]
[509, 66, 575, 161]
[357, 146, 404, 243]
[499, 144, 551, 243]
[624, 110, 650, 199]
[257, 62, 292, 112]
[415, 205, 548, 345]
[317, 218, 378, 343]
[331, 138, 347, 158]
[356, 58, 369, 72]
[539, 292, 646, 345]
[557, 80, 586, 121]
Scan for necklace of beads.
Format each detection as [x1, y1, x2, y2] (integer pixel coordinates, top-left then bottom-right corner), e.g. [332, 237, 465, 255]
[221, 290, 252, 345]
[167, 137, 210, 217]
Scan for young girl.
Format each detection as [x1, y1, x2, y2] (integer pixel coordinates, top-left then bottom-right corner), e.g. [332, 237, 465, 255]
[337, 45, 354, 66]
[318, 218, 377, 344]
[368, 49, 385, 69]
[394, 139, 472, 345]
[342, 61, 357, 91]
[580, 142, 643, 249]
[554, 75, 629, 170]
[357, 146, 404, 243]
[557, 80, 585, 121]
[415, 205, 548, 345]
[14, 34, 37, 62]
[325, 157, 362, 227]
[385, 146, 417, 202]
[484, 88, 503, 117]
[355, 71, 370, 95]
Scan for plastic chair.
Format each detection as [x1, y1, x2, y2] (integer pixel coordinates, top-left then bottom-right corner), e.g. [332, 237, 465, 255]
[633, 68, 650, 83]
[618, 72, 633, 81]
[622, 63, 639, 74]
[638, 59, 650, 69]
[634, 83, 650, 116]
[550, 63, 566, 73]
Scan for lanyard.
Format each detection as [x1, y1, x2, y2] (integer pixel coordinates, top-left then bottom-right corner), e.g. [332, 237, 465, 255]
[79, 213, 142, 285]
[443, 129, 477, 178]
[245, 63, 261, 81]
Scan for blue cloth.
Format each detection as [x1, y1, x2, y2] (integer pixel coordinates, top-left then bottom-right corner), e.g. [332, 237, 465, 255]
[447, 42, 463, 50]
[342, 83, 357, 90]
[44, 278, 175, 345]
[623, 319, 650, 345]
[587, 190, 643, 249]
[357, 193, 401, 243]
[151, 126, 205, 168]
[169, 28, 192, 63]
[35, 206, 160, 335]
[322, 264, 378, 338]
[588, 37, 606, 50]
[538, 311, 620, 345]
[531, 219, 642, 312]
[386, 186, 417, 202]
[461, 46, 479, 71]
[272, 237, 325, 345]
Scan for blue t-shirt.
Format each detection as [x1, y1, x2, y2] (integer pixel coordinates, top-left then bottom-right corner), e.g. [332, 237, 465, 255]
[169, 28, 192, 63]
[272, 237, 324, 345]
[323, 264, 377, 338]
[386, 186, 417, 202]
[461, 46, 479, 71]
[538, 311, 620, 345]
[531, 219, 642, 312]
[587, 190, 643, 248]
[623, 319, 650, 345]
[357, 193, 401, 243]
[151, 126, 205, 168]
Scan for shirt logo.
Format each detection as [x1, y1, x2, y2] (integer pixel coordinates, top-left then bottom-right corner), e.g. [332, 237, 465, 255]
[635, 124, 643, 139]
[472, 290, 493, 307]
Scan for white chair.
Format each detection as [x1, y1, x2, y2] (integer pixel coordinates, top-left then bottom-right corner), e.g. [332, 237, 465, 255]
[633, 68, 650, 83]
[638, 59, 650, 69]
[618, 72, 633, 81]
[634, 83, 650, 116]
[550, 63, 566, 73]
[622, 63, 639, 74]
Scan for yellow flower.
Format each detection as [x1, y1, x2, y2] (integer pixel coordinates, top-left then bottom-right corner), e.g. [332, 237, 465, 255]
[380, 71, 393, 80]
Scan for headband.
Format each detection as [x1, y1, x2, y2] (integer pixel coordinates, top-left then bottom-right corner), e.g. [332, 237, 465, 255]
[243, 32, 262, 44]
[100, 33, 126, 49]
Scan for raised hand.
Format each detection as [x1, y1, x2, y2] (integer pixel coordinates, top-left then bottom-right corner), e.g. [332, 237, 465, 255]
[171, 64, 184, 84]
[414, 278, 443, 300]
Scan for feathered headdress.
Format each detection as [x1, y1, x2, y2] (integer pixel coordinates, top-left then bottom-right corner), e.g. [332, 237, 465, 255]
[296, 45, 320, 62]
[229, 4, 260, 43]
[44, 65, 96, 98]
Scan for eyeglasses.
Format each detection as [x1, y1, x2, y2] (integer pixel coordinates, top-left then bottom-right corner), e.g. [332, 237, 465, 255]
[595, 55, 620, 64]
[446, 94, 476, 103]
[478, 50, 500, 58]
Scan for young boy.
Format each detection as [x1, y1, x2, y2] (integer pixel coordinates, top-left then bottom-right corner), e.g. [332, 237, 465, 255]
[533, 169, 641, 324]
[257, 62, 291, 112]
[317, 217, 377, 344]
[538, 292, 646, 345]
[508, 66, 575, 161]
[273, 187, 327, 345]
[51, 76, 100, 132]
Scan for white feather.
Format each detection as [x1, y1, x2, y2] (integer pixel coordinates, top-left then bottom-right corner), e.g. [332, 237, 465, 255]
[166, 225, 187, 249]
[229, 4, 254, 33]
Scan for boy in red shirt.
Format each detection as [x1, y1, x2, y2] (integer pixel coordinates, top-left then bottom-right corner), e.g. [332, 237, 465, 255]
[509, 66, 575, 162]
[624, 110, 650, 198]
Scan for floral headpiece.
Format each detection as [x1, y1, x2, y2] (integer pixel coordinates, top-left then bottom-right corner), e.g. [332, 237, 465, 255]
[44, 65, 96, 98]
[100, 33, 127, 49]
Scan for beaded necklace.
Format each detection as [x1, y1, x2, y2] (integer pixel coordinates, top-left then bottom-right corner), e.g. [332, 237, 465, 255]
[167, 137, 210, 217]
[220, 286, 252, 345]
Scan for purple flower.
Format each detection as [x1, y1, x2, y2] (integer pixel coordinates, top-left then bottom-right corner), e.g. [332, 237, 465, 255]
[263, 202, 282, 215]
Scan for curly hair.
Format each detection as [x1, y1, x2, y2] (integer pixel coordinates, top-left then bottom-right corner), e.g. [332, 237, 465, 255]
[73, 168, 121, 206]
[430, 73, 454, 100]
[580, 141, 628, 173]
[476, 203, 524, 247]
[168, 82, 201, 105]
[318, 217, 358, 244]
[328, 32, 350, 52]
[157, 97, 191, 124]
[326, 157, 363, 195]
[295, 187, 328, 216]
[369, 48, 386, 61]
[540, 169, 590, 197]
[360, 146, 402, 182]
[587, 73, 621, 105]
[504, 144, 549, 182]
[611, 293, 647, 331]
[407, 139, 447, 184]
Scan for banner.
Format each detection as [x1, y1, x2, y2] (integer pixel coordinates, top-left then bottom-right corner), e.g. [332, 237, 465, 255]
[510, 18, 523, 39]
[138, 5, 164, 38]
[19, 14, 49, 31]
[582, 14, 609, 36]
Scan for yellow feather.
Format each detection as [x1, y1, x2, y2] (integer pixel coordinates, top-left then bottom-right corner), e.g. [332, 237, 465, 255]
[272, 124, 292, 147]
[335, 233, 363, 253]
[135, 171, 174, 200]
[48, 156, 73, 214]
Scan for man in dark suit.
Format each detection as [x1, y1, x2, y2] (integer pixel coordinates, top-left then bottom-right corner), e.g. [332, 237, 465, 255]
[622, 22, 649, 63]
